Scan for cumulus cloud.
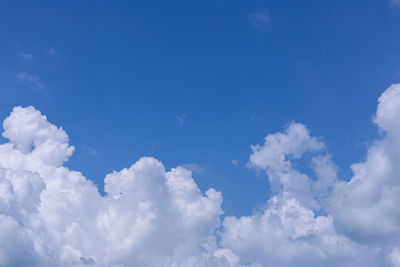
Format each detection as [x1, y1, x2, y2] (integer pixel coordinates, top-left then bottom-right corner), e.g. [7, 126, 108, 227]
[221, 83, 400, 266]
[178, 163, 204, 173]
[328, 84, 400, 244]
[0, 107, 229, 266]
[220, 122, 371, 267]
[2, 83, 400, 266]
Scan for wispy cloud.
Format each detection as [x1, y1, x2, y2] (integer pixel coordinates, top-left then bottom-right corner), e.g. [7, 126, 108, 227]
[176, 113, 186, 127]
[15, 72, 43, 88]
[19, 52, 32, 60]
[47, 47, 56, 55]
[248, 10, 271, 31]
[82, 145, 99, 156]
[389, 0, 400, 7]
[231, 159, 241, 166]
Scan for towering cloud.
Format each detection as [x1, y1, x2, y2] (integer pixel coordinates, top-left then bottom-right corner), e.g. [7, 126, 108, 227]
[221, 123, 370, 267]
[0, 107, 229, 266]
[328, 84, 400, 254]
[1, 84, 400, 266]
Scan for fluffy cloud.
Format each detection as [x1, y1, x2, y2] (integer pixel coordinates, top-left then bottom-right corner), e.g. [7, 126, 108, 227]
[328, 84, 400, 244]
[1, 84, 400, 266]
[221, 123, 371, 267]
[221, 83, 400, 266]
[0, 107, 230, 266]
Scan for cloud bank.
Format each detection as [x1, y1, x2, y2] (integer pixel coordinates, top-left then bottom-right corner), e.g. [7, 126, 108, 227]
[1, 84, 400, 266]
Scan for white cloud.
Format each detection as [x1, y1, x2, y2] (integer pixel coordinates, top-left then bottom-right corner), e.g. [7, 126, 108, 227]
[176, 113, 186, 127]
[19, 52, 33, 60]
[0, 106, 229, 266]
[389, 0, 400, 8]
[82, 145, 99, 156]
[47, 48, 56, 55]
[388, 247, 400, 266]
[327, 84, 400, 244]
[248, 11, 271, 31]
[179, 163, 204, 173]
[2, 83, 400, 266]
[220, 83, 400, 266]
[249, 122, 324, 173]
[220, 195, 372, 267]
[221, 122, 371, 267]
[15, 72, 43, 89]
[231, 159, 240, 166]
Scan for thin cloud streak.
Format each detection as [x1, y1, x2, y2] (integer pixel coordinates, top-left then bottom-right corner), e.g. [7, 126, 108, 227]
[15, 72, 43, 88]
[248, 10, 271, 31]
[19, 52, 33, 60]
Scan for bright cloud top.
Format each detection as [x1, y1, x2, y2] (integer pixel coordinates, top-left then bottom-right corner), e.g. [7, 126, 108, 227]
[2, 84, 400, 266]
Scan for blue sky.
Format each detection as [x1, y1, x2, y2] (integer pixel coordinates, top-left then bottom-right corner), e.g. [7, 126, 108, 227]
[1, 0, 400, 218]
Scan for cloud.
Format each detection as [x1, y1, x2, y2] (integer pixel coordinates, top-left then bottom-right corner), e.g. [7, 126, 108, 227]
[221, 123, 369, 267]
[231, 159, 240, 166]
[0, 107, 228, 266]
[176, 113, 186, 127]
[248, 11, 271, 31]
[19, 52, 33, 60]
[82, 145, 99, 156]
[15, 72, 43, 88]
[47, 47, 56, 55]
[389, 0, 400, 8]
[2, 84, 400, 266]
[327, 84, 400, 244]
[221, 83, 400, 266]
[179, 163, 204, 173]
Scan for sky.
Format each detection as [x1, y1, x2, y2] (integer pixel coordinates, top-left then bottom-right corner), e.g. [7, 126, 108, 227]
[1, 0, 400, 215]
[2, 1, 400, 266]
